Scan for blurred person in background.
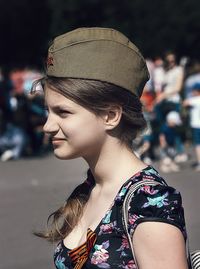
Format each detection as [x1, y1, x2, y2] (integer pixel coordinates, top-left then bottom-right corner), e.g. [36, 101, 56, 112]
[9, 69, 30, 129]
[158, 111, 184, 173]
[140, 59, 155, 113]
[9, 68, 48, 157]
[154, 52, 187, 162]
[135, 116, 154, 165]
[184, 60, 200, 98]
[183, 83, 200, 171]
[155, 51, 184, 124]
[0, 68, 28, 161]
[9, 69, 31, 153]
[158, 51, 184, 111]
[152, 56, 165, 96]
[28, 91, 49, 155]
[138, 59, 156, 164]
[0, 109, 27, 161]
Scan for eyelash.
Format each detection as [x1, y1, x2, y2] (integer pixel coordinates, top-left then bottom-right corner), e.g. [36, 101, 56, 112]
[58, 110, 70, 116]
[44, 107, 71, 117]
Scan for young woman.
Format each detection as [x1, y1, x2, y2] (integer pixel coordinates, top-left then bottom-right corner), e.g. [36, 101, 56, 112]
[34, 27, 188, 269]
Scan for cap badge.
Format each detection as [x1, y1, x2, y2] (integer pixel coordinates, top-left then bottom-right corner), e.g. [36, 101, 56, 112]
[47, 56, 54, 67]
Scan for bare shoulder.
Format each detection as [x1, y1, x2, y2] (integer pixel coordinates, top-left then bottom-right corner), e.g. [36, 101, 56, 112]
[132, 222, 188, 269]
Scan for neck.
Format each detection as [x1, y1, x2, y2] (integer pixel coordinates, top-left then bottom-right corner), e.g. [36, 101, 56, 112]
[83, 138, 147, 188]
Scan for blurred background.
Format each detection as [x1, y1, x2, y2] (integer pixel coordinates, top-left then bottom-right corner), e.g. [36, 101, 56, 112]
[0, 0, 200, 268]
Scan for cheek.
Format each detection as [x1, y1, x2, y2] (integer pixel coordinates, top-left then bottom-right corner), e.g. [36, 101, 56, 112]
[65, 116, 105, 145]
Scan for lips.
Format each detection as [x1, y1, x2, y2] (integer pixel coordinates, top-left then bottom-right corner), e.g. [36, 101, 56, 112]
[52, 138, 66, 141]
[52, 138, 66, 146]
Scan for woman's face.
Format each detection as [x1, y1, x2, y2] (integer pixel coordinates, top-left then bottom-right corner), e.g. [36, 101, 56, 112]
[43, 86, 107, 160]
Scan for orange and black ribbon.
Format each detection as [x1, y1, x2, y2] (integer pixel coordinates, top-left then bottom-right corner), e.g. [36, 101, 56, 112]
[68, 228, 97, 269]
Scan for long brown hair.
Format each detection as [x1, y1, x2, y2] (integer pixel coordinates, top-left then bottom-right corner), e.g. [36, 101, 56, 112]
[32, 77, 146, 242]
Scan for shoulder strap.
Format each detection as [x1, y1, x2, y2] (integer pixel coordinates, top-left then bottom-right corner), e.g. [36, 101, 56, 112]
[122, 180, 162, 268]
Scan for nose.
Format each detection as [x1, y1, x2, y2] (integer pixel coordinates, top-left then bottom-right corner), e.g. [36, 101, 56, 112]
[43, 114, 59, 135]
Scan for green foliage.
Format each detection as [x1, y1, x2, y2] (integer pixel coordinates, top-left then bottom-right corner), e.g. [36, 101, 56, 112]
[0, 0, 200, 68]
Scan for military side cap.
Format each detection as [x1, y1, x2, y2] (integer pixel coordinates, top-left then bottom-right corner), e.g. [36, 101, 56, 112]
[47, 27, 149, 97]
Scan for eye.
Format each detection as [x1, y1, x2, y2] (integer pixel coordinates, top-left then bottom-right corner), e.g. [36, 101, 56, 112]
[58, 109, 70, 116]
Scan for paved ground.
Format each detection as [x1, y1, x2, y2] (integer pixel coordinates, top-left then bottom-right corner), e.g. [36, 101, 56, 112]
[0, 152, 199, 269]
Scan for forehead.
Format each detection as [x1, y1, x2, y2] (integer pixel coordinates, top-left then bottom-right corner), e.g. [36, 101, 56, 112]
[44, 86, 79, 109]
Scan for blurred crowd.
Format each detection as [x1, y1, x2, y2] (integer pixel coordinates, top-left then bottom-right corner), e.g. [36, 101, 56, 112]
[0, 68, 50, 161]
[136, 51, 200, 172]
[0, 51, 200, 173]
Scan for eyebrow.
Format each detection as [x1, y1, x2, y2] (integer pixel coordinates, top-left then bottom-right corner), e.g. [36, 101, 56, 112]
[44, 104, 73, 110]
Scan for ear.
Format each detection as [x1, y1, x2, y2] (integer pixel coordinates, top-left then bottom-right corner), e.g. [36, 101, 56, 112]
[102, 105, 123, 130]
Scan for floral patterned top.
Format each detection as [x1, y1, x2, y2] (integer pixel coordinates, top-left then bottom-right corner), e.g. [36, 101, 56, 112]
[54, 166, 186, 269]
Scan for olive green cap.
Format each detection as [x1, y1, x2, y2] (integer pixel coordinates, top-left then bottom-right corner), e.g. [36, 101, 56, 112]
[47, 27, 149, 97]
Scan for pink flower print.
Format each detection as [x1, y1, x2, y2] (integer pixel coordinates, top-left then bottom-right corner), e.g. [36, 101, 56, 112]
[126, 260, 136, 269]
[140, 185, 159, 195]
[120, 260, 136, 269]
[91, 241, 110, 268]
[117, 235, 130, 256]
[121, 235, 129, 249]
[128, 214, 140, 225]
[99, 221, 117, 235]
[91, 250, 109, 265]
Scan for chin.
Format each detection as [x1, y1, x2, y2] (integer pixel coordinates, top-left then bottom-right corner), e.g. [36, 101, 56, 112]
[54, 149, 80, 160]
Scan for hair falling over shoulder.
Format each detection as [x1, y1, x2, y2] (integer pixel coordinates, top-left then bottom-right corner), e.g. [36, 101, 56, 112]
[34, 169, 94, 242]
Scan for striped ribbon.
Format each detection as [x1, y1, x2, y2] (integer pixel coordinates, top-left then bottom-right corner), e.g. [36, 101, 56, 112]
[68, 228, 97, 269]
